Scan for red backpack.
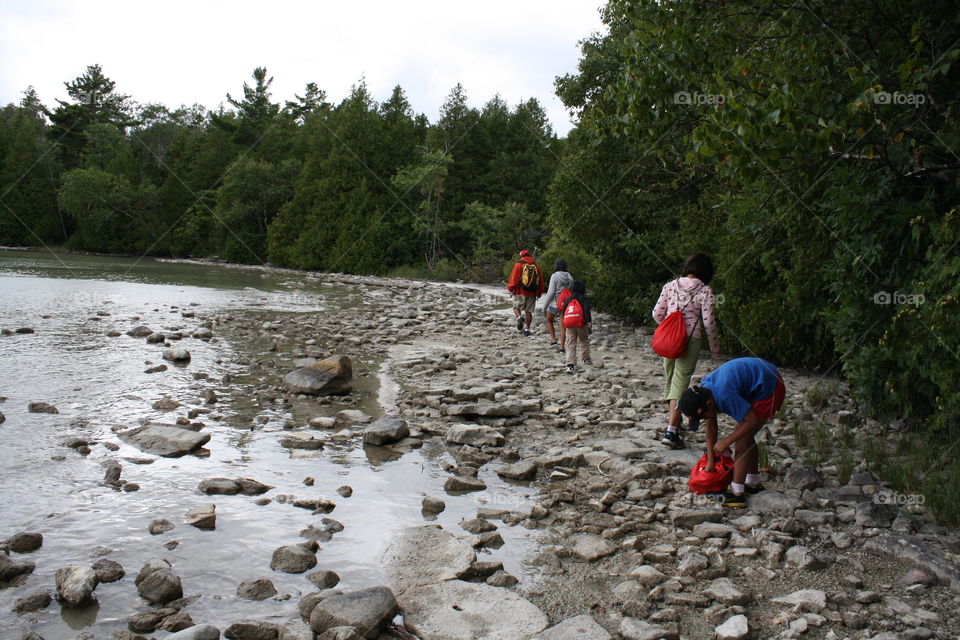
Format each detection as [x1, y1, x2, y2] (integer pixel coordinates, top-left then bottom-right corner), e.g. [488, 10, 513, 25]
[562, 298, 585, 328]
[556, 287, 572, 311]
[689, 454, 734, 494]
[651, 282, 702, 359]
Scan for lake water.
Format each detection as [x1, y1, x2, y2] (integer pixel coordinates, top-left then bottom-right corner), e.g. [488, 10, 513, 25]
[0, 249, 537, 639]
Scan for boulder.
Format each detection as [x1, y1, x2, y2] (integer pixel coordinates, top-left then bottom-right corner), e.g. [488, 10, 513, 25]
[0, 553, 36, 581]
[119, 425, 210, 457]
[92, 558, 125, 582]
[316, 628, 363, 640]
[224, 619, 281, 640]
[279, 434, 325, 450]
[236, 478, 273, 495]
[199, 478, 241, 495]
[715, 614, 749, 640]
[747, 489, 802, 514]
[307, 569, 341, 589]
[164, 625, 222, 640]
[271, 542, 318, 574]
[149, 519, 175, 535]
[12, 591, 52, 613]
[283, 356, 353, 395]
[444, 476, 486, 492]
[309, 586, 398, 638]
[569, 534, 615, 562]
[163, 348, 191, 363]
[55, 565, 99, 606]
[784, 466, 822, 491]
[1, 532, 43, 553]
[670, 507, 723, 528]
[185, 504, 217, 530]
[445, 424, 505, 447]
[28, 402, 58, 414]
[137, 567, 183, 604]
[383, 525, 475, 593]
[362, 415, 410, 446]
[530, 614, 612, 640]
[421, 496, 446, 513]
[238, 578, 278, 601]
[127, 325, 154, 337]
[399, 580, 548, 640]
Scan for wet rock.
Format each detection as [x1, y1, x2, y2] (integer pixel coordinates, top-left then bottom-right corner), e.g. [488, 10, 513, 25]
[55, 565, 99, 606]
[136, 566, 183, 605]
[1, 553, 36, 581]
[292, 497, 336, 512]
[771, 589, 827, 612]
[569, 534, 615, 562]
[496, 460, 538, 481]
[164, 625, 222, 640]
[715, 614, 749, 640]
[337, 486, 352, 498]
[28, 402, 59, 414]
[160, 612, 195, 632]
[152, 397, 182, 411]
[224, 619, 281, 640]
[238, 578, 278, 601]
[280, 434, 325, 450]
[855, 501, 895, 527]
[309, 586, 398, 637]
[271, 542, 318, 574]
[486, 570, 519, 587]
[784, 466, 822, 491]
[185, 504, 216, 530]
[316, 628, 363, 640]
[307, 569, 341, 589]
[12, 591, 52, 613]
[283, 356, 353, 396]
[461, 518, 496, 535]
[309, 416, 337, 429]
[145, 364, 168, 374]
[92, 558, 125, 583]
[399, 580, 547, 640]
[199, 478, 241, 495]
[422, 496, 445, 513]
[362, 415, 409, 446]
[149, 519, 175, 535]
[0, 410, 4, 423]
[444, 475, 486, 492]
[127, 325, 154, 337]
[383, 525, 475, 592]
[14, 327, 35, 334]
[1, 532, 43, 553]
[236, 478, 273, 495]
[163, 348, 191, 363]
[445, 424, 505, 447]
[530, 614, 612, 640]
[129, 609, 172, 633]
[147, 332, 166, 344]
[120, 425, 210, 456]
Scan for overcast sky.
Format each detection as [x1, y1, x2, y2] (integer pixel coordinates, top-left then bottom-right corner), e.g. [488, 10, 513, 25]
[0, 1, 607, 136]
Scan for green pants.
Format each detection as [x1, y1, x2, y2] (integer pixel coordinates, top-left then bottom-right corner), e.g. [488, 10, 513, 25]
[663, 338, 701, 401]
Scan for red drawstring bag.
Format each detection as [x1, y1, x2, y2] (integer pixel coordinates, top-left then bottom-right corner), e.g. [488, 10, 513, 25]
[688, 453, 735, 494]
[562, 298, 585, 328]
[651, 281, 703, 359]
[651, 310, 687, 358]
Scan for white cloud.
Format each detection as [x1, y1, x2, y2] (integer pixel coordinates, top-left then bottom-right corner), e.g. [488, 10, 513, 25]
[0, 0, 606, 135]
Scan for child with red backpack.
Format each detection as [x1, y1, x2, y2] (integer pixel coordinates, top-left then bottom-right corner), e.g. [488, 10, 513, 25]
[558, 280, 592, 372]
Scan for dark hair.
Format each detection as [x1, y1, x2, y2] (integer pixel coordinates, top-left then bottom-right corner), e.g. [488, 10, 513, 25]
[554, 258, 568, 272]
[682, 253, 714, 284]
[571, 280, 586, 295]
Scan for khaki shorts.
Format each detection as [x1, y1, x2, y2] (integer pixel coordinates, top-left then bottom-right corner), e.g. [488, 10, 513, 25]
[513, 295, 536, 313]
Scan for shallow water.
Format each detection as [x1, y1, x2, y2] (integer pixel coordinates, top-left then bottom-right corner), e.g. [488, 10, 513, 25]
[0, 250, 538, 639]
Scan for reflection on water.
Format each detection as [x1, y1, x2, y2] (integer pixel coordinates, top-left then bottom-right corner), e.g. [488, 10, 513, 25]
[0, 250, 538, 640]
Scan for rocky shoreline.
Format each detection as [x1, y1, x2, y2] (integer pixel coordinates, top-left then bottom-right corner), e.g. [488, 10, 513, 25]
[3, 270, 959, 640]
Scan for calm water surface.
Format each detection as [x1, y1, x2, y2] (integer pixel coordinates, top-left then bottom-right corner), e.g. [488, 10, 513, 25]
[0, 250, 537, 639]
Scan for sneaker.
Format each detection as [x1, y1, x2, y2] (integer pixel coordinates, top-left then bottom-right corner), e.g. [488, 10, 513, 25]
[524, 329, 531, 336]
[549, 340, 559, 347]
[557, 346, 565, 353]
[566, 364, 575, 372]
[744, 484, 765, 495]
[718, 488, 747, 508]
[660, 430, 684, 449]
[583, 359, 593, 365]
[516, 315, 524, 331]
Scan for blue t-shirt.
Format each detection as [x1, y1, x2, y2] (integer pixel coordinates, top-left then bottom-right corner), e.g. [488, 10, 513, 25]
[701, 357, 779, 422]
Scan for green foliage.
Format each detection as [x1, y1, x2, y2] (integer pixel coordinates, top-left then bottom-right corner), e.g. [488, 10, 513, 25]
[58, 167, 156, 253]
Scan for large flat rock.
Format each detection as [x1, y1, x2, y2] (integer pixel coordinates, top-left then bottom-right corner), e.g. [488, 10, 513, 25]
[119, 425, 210, 457]
[283, 355, 353, 395]
[383, 525, 475, 593]
[530, 615, 612, 639]
[399, 580, 548, 640]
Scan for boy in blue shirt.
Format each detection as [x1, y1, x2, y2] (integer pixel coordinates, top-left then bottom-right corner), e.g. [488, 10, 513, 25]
[678, 357, 785, 508]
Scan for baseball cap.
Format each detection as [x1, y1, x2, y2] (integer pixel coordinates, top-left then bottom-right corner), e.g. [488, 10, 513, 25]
[679, 385, 711, 430]
[519, 250, 531, 257]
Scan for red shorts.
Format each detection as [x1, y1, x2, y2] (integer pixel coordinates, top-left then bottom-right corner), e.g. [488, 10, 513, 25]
[751, 375, 785, 421]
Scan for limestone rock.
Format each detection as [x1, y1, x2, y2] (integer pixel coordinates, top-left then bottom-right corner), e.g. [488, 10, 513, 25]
[383, 525, 475, 593]
[119, 425, 210, 457]
[569, 534, 615, 562]
[715, 614, 749, 640]
[1, 532, 42, 553]
[238, 578, 278, 601]
[283, 356, 353, 396]
[362, 415, 409, 446]
[309, 586, 398, 638]
[55, 565, 99, 606]
[271, 542, 318, 574]
[185, 504, 216, 530]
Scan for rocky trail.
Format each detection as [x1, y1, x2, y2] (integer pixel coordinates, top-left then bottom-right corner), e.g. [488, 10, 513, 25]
[2, 271, 959, 640]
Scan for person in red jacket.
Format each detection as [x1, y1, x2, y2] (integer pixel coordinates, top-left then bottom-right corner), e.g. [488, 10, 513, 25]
[507, 250, 545, 336]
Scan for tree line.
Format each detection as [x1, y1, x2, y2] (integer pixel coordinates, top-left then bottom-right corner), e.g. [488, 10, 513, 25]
[1, 1, 958, 512]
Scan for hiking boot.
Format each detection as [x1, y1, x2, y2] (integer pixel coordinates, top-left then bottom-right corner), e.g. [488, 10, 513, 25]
[566, 364, 575, 373]
[744, 484, 765, 495]
[524, 329, 531, 336]
[660, 430, 684, 449]
[718, 488, 747, 508]
[516, 315, 524, 331]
